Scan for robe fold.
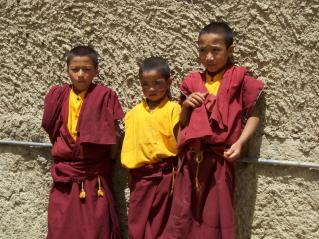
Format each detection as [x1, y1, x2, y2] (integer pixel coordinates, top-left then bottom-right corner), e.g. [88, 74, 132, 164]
[163, 65, 264, 239]
[42, 83, 124, 239]
[128, 158, 177, 239]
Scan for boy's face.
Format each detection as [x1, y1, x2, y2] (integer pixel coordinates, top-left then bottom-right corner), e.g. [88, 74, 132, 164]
[67, 56, 97, 93]
[140, 70, 171, 103]
[198, 33, 233, 74]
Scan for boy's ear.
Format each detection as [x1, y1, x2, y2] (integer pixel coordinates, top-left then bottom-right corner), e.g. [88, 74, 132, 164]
[228, 44, 235, 55]
[94, 68, 99, 77]
[167, 77, 173, 86]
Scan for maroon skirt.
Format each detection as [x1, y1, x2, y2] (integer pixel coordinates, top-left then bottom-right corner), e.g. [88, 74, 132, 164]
[47, 158, 121, 239]
[162, 148, 236, 239]
[128, 157, 177, 239]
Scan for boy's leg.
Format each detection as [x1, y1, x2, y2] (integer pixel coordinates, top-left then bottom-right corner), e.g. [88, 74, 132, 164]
[193, 157, 236, 239]
[128, 174, 159, 239]
[47, 177, 120, 239]
[128, 166, 173, 239]
[148, 169, 174, 238]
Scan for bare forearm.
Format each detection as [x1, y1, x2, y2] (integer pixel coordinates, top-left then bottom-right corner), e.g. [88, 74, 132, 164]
[224, 114, 261, 161]
[111, 121, 122, 160]
[180, 105, 192, 127]
[179, 92, 206, 127]
[237, 116, 260, 145]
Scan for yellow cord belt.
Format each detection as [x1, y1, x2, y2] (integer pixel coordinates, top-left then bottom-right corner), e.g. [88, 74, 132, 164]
[79, 175, 105, 199]
[191, 150, 203, 192]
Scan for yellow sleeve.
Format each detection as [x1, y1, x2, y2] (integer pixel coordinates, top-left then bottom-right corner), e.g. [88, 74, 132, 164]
[170, 102, 181, 130]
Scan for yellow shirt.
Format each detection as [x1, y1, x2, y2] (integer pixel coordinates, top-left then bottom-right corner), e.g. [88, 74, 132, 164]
[67, 88, 87, 140]
[121, 98, 181, 169]
[204, 71, 224, 96]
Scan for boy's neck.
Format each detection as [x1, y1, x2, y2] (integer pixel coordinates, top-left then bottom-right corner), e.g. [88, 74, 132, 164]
[206, 62, 233, 77]
[206, 68, 225, 78]
[145, 95, 168, 110]
[72, 86, 90, 95]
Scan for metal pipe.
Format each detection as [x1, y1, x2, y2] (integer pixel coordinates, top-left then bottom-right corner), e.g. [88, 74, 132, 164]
[0, 139, 51, 148]
[0, 139, 318, 169]
[239, 157, 319, 169]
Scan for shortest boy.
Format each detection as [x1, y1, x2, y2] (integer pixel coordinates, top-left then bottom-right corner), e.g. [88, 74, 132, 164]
[121, 57, 181, 239]
[42, 46, 123, 239]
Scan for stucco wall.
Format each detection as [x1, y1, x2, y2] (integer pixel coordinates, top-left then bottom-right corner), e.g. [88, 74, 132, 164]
[0, 0, 318, 238]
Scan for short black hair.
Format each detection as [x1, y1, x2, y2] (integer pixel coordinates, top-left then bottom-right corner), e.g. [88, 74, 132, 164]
[65, 45, 98, 68]
[199, 22, 234, 48]
[139, 57, 171, 80]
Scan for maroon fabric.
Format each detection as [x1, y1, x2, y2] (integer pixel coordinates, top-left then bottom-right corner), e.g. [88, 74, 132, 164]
[128, 158, 176, 239]
[42, 83, 124, 146]
[42, 83, 124, 239]
[163, 65, 264, 239]
[163, 149, 236, 239]
[48, 175, 120, 239]
[179, 65, 264, 148]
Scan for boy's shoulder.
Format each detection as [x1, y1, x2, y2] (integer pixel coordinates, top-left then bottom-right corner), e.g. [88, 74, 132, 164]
[48, 84, 69, 91]
[126, 101, 144, 114]
[165, 99, 181, 109]
[124, 102, 144, 121]
[183, 70, 203, 81]
[46, 84, 70, 97]
[91, 83, 116, 95]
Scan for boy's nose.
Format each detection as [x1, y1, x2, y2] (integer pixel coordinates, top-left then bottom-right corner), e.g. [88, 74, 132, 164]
[78, 69, 84, 77]
[206, 52, 214, 61]
[148, 86, 155, 92]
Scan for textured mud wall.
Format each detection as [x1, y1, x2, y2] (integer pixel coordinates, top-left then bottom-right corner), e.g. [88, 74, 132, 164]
[0, 0, 318, 238]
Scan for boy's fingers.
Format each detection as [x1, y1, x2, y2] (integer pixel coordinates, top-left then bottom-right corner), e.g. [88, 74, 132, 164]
[188, 97, 203, 106]
[224, 149, 237, 160]
[224, 151, 230, 157]
[195, 92, 206, 100]
[200, 92, 208, 98]
[184, 100, 195, 108]
[191, 94, 205, 103]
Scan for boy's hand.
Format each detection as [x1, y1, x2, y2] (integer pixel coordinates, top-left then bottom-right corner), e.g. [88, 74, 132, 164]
[183, 92, 207, 108]
[224, 141, 243, 161]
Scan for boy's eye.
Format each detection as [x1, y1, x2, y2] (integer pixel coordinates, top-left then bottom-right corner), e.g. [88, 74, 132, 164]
[199, 46, 222, 54]
[154, 80, 163, 85]
[83, 68, 93, 71]
[70, 67, 93, 72]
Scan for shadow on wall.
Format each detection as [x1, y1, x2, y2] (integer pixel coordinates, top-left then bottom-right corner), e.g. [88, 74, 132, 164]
[235, 92, 266, 239]
[112, 160, 129, 238]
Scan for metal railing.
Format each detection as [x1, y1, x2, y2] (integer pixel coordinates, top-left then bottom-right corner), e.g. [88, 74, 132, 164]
[0, 139, 318, 169]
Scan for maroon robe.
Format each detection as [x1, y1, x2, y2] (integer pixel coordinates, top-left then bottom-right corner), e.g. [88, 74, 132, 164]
[42, 83, 124, 239]
[128, 158, 177, 239]
[162, 65, 264, 239]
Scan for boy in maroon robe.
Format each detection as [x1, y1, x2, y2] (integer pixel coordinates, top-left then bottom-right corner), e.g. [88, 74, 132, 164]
[163, 22, 264, 239]
[42, 46, 124, 239]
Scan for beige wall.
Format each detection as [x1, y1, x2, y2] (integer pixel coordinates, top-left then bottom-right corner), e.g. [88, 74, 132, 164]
[0, 0, 318, 238]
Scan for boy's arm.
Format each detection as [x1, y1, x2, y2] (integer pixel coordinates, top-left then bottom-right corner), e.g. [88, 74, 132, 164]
[111, 120, 122, 160]
[224, 110, 260, 161]
[180, 92, 206, 127]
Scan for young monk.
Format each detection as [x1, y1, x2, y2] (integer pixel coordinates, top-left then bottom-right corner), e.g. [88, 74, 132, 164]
[42, 46, 123, 239]
[163, 22, 265, 239]
[121, 57, 181, 239]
